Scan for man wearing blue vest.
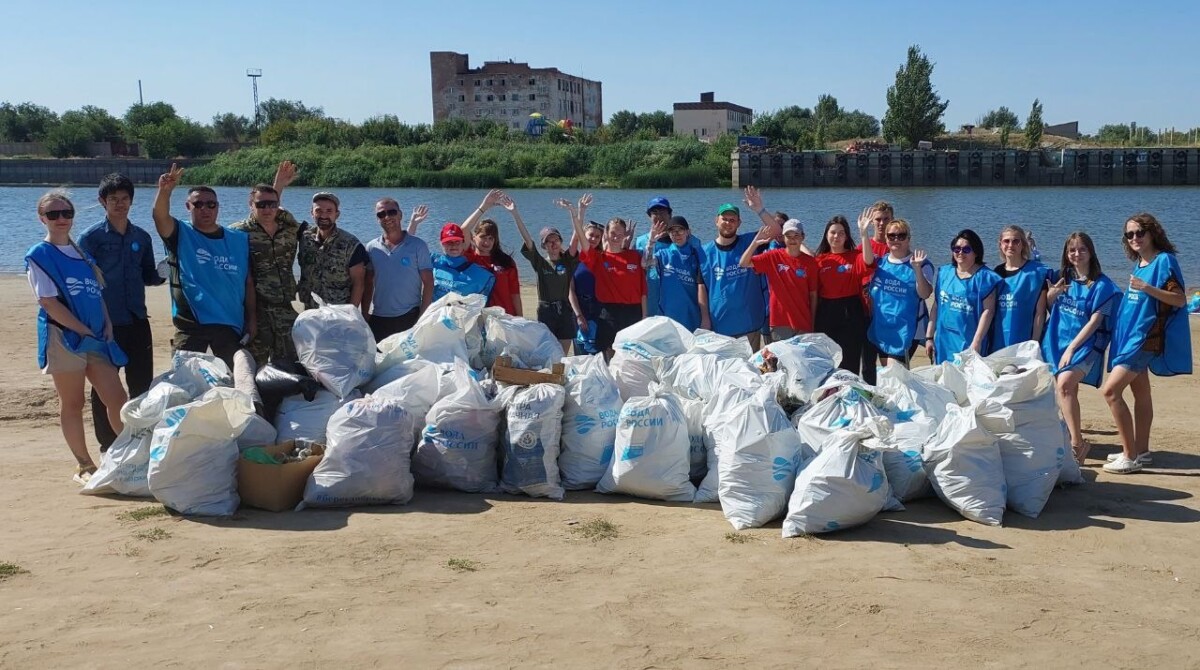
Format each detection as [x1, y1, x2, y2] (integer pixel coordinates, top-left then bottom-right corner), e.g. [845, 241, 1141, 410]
[151, 164, 254, 368]
[635, 196, 704, 319]
[700, 200, 780, 350]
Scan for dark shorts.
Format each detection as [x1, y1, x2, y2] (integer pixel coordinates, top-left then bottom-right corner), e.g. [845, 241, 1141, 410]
[596, 303, 642, 351]
[369, 308, 421, 343]
[877, 341, 921, 366]
[537, 300, 575, 340]
[1116, 350, 1155, 374]
[172, 322, 243, 370]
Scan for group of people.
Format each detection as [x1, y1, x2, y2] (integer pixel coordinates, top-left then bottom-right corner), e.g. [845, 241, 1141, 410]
[25, 163, 1190, 486]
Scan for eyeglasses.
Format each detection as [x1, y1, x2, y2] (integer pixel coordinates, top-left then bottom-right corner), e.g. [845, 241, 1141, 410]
[1124, 229, 1147, 240]
[951, 245, 974, 254]
[42, 209, 75, 221]
[886, 232, 908, 241]
[376, 208, 401, 219]
[1000, 238, 1024, 246]
[190, 201, 218, 210]
[254, 200, 279, 210]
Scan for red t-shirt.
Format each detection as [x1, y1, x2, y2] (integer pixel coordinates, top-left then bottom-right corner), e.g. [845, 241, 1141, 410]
[467, 249, 521, 315]
[816, 250, 874, 299]
[751, 248, 820, 332]
[580, 248, 646, 305]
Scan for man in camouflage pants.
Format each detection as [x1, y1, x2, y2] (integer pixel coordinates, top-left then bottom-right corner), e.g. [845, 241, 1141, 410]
[230, 160, 300, 365]
[297, 191, 368, 309]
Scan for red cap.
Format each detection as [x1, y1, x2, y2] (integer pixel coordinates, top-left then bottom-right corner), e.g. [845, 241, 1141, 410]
[440, 223, 465, 243]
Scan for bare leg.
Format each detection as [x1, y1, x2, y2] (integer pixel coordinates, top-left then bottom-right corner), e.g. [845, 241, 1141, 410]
[558, 339, 572, 355]
[51, 370, 92, 468]
[86, 360, 128, 438]
[1101, 365, 1141, 459]
[1129, 370, 1153, 458]
[745, 332, 762, 352]
[1055, 368, 1088, 461]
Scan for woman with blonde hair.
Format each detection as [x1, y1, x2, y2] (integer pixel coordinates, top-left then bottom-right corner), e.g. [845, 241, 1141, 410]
[867, 218, 934, 367]
[25, 190, 129, 484]
[990, 224, 1049, 352]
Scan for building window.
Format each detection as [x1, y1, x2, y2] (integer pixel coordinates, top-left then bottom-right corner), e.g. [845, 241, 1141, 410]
[458, 79, 464, 86]
[528, 77, 536, 85]
[500, 79, 506, 86]
[486, 79, 493, 86]
[474, 79, 480, 86]
[701, 128, 707, 136]
[499, 94, 506, 101]
[474, 94, 481, 102]
[459, 95, 465, 102]
[501, 109, 507, 116]
[529, 94, 536, 101]
[487, 94, 494, 101]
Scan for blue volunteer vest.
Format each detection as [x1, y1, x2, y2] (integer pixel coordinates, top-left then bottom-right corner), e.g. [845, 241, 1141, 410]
[868, 256, 933, 358]
[432, 254, 495, 301]
[176, 222, 249, 332]
[702, 233, 765, 337]
[1042, 272, 1119, 387]
[1108, 253, 1192, 376]
[656, 243, 704, 331]
[991, 261, 1050, 352]
[933, 264, 1002, 364]
[25, 242, 127, 369]
[637, 233, 704, 318]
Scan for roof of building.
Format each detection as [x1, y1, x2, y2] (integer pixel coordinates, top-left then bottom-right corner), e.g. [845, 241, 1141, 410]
[673, 101, 753, 115]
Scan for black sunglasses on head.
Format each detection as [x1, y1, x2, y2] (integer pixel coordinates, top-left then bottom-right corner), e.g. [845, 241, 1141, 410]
[43, 209, 75, 221]
[376, 208, 401, 219]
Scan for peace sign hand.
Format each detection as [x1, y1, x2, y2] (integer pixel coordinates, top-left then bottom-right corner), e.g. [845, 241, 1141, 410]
[158, 163, 184, 191]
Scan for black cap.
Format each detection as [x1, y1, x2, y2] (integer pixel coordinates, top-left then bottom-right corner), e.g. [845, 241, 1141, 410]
[668, 215, 690, 230]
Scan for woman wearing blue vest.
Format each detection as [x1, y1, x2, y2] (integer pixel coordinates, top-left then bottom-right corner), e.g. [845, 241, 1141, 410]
[25, 191, 130, 485]
[564, 197, 603, 354]
[990, 225, 1049, 352]
[1101, 213, 1191, 474]
[867, 219, 934, 368]
[926, 229, 1002, 365]
[427, 222, 496, 302]
[1041, 232, 1119, 464]
[641, 216, 709, 331]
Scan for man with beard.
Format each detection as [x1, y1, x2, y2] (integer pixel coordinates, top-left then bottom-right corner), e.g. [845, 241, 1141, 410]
[362, 198, 434, 341]
[296, 192, 368, 309]
[700, 194, 780, 350]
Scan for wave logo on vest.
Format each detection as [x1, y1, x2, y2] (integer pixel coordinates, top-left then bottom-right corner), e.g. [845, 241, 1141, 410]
[64, 276, 101, 298]
[194, 247, 241, 274]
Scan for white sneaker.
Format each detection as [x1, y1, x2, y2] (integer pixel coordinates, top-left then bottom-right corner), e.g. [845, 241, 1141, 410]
[1103, 455, 1144, 474]
[1106, 451, 1152, 465]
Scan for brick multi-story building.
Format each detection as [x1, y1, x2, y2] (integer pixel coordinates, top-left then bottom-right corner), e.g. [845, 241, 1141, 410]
[673, 92, 753, 139]
[430, 51, 603, 131]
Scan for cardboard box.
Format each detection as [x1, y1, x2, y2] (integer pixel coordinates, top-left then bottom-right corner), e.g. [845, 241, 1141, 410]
[238, 440, 325, 512]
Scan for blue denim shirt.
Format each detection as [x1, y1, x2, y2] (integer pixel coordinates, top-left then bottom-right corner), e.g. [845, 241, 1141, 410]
[78, 218, 165, 326]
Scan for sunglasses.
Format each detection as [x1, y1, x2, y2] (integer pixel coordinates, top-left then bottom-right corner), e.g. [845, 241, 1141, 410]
[376, 208, 401, 219]
[951, 245, 974, 254]
[254, 200, 279, 210]
[42, 209, 75, 221]
[1001, 238, 1024, 246]
[190, 201, 218, 210]
[1124, 229, 1147, 240]
[886, 232, 908, 241]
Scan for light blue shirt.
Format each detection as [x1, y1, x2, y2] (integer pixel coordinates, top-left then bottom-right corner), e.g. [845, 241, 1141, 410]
[365, 233, 432, 317]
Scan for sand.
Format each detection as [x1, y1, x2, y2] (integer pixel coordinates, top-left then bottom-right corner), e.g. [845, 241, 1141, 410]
[1, 276, 1198, 668]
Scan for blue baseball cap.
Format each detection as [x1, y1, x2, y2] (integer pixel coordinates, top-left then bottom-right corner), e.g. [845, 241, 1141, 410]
[646, 196, 671, 214]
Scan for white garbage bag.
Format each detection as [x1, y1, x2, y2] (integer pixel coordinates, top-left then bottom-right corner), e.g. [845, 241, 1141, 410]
[501, 384, 566, 499]
[481, 307, 564, 370]
[147, 388, 256, 516]
[793, 385, 889, 454]
[694, 385, 761, 503]
[236, 414, 278, 449]
[875, 363, 960, 424]
[300, 396, 415, 508]
[363, 357, 437, 394]
[608, 348, 658, 401]
[292, 302, 376, 398]
[707, 386, 811, 530]
[922, 403, 1006, 526]
[749, 334, 842, 407]
[597, 393, 695, 502]
[376, 292, 485, 368]
[613, 316, 694, 357]
[372, 362, 453, 442]
[275, 389, 361, 445]
[82, 382, 192, 497]
[782, 422, 895, 536]
[678, 395, 711, 481]
[655, 353, 761, 403]
[412, 361, 503, 492]
[687, 329, 753, 359]
[156, 350, 231, 399]
[559, 355, 623, 490]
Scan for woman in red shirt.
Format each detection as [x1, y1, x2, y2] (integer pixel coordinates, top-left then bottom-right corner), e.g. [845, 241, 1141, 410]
[739, 219, 820, 341]
[460, 190, 522, 316]
[814, 211, 876, 381]
[568, 212, 645, 358]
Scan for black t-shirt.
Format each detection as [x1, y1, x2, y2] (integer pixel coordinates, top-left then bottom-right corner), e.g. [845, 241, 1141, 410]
[163, 221, 226, 327]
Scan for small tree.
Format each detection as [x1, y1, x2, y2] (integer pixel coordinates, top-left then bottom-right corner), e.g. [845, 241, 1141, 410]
[999, 124, 1011, 149]
[882, 45, 950, 148]
[978, 107, 1020, 130]
[211, 113, 251, 144]
[1024, 99, 1044, 149]
[608, 110, 639, 138]
[44, 121, 93, 157]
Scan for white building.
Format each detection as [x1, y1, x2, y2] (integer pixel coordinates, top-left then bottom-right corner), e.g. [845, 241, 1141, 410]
[673, 92, 753, 139]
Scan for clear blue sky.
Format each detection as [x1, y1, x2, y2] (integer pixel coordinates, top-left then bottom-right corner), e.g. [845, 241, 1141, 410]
[5, 0, 1197, 134]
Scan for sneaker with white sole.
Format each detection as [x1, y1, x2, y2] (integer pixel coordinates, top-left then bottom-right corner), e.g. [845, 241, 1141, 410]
[1106, 451, 1152, 465]
[1103, 454, 1143, 474]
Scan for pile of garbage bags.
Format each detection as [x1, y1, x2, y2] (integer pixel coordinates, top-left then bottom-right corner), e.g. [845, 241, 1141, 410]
[83, 293, 1081, 537]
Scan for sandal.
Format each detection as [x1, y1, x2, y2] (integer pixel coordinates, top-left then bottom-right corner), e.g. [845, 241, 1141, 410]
[1072, 439, 1092, 464]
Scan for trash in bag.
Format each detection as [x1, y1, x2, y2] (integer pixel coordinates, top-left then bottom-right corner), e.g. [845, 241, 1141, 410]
[655, 353, 761, 403]
[749, 334, 842, 409]
[236, 413, 279, 449]
[677, 394, 711, 481]
[596, 393, 695, 502]
[232, 349, 263, 414]
[275, 388, 362, 445]
[156, 350, 231, 399]
[372, 361, 454, 439]
[147, 388, 256, 516]
[559, 355, 623, 490]
[255, 360, 322, 422]
[362, 357, 439, 395]
[501, 383, 566, 500]
[609, 347, 658, 401]
[376, 292, 485, 369]
[82, 382, 192, 497]
[300, 396, 415, 508]
[292, 301, 376, 398]
[707, 385, 811, 530]
[694, 385, 761, 503]
[874, 363, 959, 425]
[687, 329, 754, 359]
[613, 316, 695, 357]
[412, 360, 503, 492]
[782, 419, 897, 537]
[793, 385, 889, 455]
[481, 307, 564, 371]
[922, 403, 1006, 526]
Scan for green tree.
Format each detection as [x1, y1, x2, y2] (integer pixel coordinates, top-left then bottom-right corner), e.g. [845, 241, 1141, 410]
[637, 111, 674, 137]
[978, 106, 1020, 130]
[141, 118, 209, 158]
[999, 124, 1011, 149]
[260, 120, 299, 146]
[212, 112, 251, 143]
[827, 110, 881, 141]
[1096, 124, 1132, 144]
[124, 102, 177, 133]
[815, 94, 840, 123]
[44, 121, 92, 157]
[360, 114, 403, 145]
[608, 110, 639, 138]
[882, 45, 950, 148]
[257, 98, 324, 127]
[1024, 99, 1044, 149]
[0, 102, 60, 142]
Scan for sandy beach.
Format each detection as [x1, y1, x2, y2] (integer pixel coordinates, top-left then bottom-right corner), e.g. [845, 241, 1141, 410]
[1, 276, 1198, 668]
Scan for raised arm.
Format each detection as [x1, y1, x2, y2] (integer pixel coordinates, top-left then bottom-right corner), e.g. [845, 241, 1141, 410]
[743, 186, 783, 239]
[152, 163, 183, 240]
[271, 160, 297, 205]
[406, 205, 428, 236]
[912, 250, 932, 299]
[560, 195, 587, 246]
[739, 225, 773, 268]
[461, 189, 505, 239]
[500, 194, 534, 250]
[856, 207, 875, 266]
[642, 220, 666, 268]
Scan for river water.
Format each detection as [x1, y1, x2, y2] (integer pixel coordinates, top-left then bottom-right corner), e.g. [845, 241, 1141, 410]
[2, 185, 1197, 287]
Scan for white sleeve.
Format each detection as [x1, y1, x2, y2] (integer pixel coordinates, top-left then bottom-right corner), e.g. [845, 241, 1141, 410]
[27, 264, 59, 299]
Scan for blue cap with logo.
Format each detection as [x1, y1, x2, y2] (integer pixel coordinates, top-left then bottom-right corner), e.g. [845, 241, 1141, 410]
[646, 196, 671, 214]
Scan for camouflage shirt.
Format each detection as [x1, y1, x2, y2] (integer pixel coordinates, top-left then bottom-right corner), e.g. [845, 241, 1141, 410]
[230, 209, 299, 306]
[297, 223, 366, 309]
